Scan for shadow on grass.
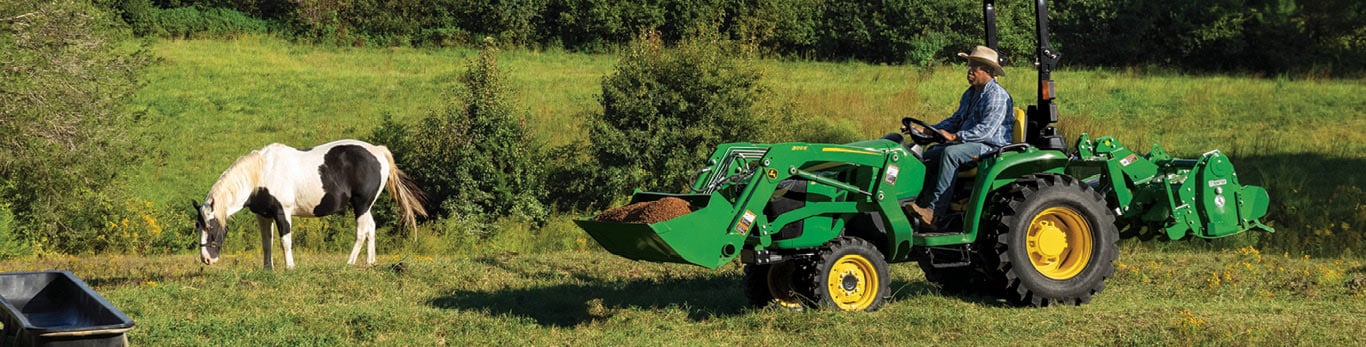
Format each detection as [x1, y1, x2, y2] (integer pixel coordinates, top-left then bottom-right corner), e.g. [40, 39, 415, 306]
[83, 269, 206, 288]
[429, 273, 999, 327]
[892, 280, 1016, 307]
[429, 275, 747, 327]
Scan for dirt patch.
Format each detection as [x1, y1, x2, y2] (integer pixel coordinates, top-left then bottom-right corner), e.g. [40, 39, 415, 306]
[592, 197, 694, 224]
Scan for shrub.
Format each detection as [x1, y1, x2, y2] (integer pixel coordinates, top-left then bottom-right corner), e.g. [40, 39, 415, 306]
[154, 6, 270, 39]
[372, 38, 546, 224]
[0, 201, 29, 259]
[553, 31, 769, 209]
[119, 0, 159, 36]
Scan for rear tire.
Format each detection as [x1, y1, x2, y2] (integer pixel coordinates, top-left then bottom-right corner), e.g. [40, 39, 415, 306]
[743, 262, 804, 310]
[798, 237, 890, 311]
[983, 174, 1118, 306]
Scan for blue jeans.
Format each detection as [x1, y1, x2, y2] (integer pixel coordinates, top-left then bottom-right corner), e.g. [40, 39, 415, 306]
[919, 142, 993, 217]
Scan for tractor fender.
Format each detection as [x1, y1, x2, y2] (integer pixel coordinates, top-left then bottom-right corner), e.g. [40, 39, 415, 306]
[915, 148, 1070, 247]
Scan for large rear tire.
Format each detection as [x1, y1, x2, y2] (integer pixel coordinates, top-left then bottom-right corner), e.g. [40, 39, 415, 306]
[984, 174, 1118, 306]
[798, 237, 890, 311]
[743, 262, 804, 310]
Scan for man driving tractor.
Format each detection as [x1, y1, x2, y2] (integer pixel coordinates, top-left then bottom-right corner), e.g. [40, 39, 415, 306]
[903, 45, 1014, 231]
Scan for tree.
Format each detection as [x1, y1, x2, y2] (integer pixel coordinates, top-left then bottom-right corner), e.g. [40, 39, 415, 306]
[374, 38, 545, 225]
[552, 31, 769, 209]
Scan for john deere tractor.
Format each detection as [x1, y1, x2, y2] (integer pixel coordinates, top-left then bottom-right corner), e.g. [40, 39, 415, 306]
[574, 0, 1272, 311]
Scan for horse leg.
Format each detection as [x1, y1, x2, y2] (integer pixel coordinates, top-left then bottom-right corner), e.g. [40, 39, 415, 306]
[347, 215, 368, 265]
[358, 211, 378, 266]
[278, 214, 295, 270]
[256, 215, 274, 270]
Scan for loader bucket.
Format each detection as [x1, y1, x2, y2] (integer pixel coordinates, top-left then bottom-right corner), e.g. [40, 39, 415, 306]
[575, 192, 748, 269]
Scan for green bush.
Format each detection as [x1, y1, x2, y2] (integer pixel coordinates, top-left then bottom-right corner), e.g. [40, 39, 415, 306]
[0, 202, 29, 260]
[552, 32, 770, 209]
[154, 6, 271, 39]
[721, 0, 820, 57]
[119, 0, 158, 36]
[372, 39, 546, 224]
[538, 0, 665, 52]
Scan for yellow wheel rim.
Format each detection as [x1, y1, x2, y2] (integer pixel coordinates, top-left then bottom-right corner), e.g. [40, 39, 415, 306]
[1025, 207, 1093, 280]
[767, 263, 804, 309]
[827, 254, 879, 311]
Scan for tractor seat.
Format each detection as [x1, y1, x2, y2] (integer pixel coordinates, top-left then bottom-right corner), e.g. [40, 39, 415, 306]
[957, 107, 1028, 178]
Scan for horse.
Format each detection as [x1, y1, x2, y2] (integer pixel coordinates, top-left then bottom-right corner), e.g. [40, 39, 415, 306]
[192, 139, 427, 269]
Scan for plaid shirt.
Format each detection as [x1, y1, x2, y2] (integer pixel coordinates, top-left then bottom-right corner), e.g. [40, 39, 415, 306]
[933, 79, 1014, 148]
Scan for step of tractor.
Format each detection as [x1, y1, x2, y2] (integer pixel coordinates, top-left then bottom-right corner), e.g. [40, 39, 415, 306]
[922, 245, 974, 269]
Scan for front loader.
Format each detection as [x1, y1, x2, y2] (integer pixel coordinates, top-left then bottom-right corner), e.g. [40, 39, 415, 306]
[574, 0, 1273, 311]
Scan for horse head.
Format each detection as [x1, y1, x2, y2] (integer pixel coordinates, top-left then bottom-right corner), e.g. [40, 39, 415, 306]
[192, 199, 226, 265]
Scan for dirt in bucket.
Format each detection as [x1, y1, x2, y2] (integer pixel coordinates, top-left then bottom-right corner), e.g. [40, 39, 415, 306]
[592, 197, 694, 224]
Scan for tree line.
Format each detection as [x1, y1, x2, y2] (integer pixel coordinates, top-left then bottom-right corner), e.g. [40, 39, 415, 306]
[116, 0, 1364, 75]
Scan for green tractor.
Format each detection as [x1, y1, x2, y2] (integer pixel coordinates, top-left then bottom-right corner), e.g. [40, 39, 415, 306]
[574, 0, 1273, 311]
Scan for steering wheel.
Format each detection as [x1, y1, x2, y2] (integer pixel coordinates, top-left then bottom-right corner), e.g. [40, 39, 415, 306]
[901, 117, 948, 145]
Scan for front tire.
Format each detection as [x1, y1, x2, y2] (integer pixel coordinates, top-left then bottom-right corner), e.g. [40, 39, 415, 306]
[799, 237, 890, 311]
[984, 174, 1118, 306]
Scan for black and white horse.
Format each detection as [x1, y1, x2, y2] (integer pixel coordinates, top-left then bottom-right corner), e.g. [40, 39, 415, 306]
[193, 139, 426, 269]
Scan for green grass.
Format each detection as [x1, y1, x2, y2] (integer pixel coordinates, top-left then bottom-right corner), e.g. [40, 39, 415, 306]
[127, 36, 615, 208]
[2, 247, 1361, 345]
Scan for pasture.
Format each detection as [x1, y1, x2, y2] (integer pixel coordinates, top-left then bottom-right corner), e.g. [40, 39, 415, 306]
[0, 246, 1361, 345]
[6, 35, 1362, 344]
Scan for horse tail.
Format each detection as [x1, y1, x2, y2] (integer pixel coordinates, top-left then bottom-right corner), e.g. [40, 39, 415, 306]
[380, 147, 428, 231]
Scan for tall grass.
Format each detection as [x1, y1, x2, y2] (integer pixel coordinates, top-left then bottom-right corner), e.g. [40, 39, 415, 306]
[125, 36, 1363, 257]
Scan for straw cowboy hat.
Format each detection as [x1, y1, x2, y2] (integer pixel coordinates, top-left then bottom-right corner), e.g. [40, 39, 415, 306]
[958, 45, 1005, 76]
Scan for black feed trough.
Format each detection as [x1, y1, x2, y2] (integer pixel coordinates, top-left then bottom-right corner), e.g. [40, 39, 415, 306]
[0, 271, 134, 347]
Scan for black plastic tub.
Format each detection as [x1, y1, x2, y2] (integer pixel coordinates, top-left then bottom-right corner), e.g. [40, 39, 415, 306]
[0, 271, 134, 347]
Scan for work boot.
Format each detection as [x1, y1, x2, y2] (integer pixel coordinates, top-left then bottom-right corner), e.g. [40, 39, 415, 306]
[903, 203, 937, 232]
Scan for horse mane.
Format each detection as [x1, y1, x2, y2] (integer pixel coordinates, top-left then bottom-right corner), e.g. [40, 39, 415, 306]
[207, 149, 264, 225]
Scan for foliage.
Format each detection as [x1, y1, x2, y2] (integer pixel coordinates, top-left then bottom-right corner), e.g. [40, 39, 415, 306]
[153, 6, 272, 39]
[552, 32, 770, 209]
[119, 0, 273, 38]
[0, 0, 152, 254]
[373, 38, 546, 225]
[114, 0, 1364, 75]
[1051, 0, 1365, 74]
[0, 201, 29, 259]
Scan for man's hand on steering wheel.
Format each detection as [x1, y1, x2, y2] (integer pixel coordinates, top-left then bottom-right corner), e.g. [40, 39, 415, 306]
[901, 117, 949, 145]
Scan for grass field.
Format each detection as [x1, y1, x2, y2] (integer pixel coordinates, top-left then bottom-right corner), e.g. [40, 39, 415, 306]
[1, 246, 1361, 345]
